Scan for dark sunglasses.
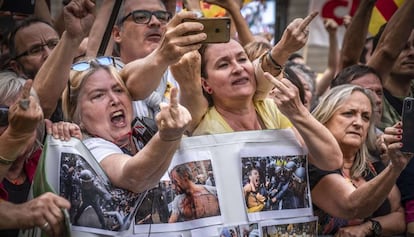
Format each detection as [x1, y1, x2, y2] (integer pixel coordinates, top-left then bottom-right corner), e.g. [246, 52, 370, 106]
[71, 56, 124, 71]
[121, 10, 172, 25]
[14, 39, 59, 59]
[0, 106, 9, 127]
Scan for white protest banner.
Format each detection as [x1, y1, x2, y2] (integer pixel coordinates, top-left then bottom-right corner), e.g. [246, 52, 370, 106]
[23, 129, 317, 237]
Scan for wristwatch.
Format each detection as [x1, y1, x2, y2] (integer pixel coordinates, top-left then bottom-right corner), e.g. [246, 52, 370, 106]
[369, 219, 382, 237]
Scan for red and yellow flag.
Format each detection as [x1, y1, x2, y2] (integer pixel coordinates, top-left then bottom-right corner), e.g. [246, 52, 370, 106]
[369, 0, 404, 35]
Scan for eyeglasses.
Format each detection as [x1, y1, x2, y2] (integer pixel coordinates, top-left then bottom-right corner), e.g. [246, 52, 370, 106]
[0, 106, 9, 127]
[71, 56, 124, 71]
[14, 39, 59, 59]
[121, 10, 172, 25]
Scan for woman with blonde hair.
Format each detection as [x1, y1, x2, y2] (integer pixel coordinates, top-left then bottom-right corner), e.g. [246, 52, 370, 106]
[309, 84, 410, 236]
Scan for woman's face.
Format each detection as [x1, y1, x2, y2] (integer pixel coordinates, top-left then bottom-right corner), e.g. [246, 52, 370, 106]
[350, 73, 383, 125]
[202, 40, 255, 106]
[324, 91, 372, 151]
[77, 68, 133, 145]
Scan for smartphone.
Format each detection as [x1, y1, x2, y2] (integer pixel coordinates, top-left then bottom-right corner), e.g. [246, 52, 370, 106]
[183, 17, 231, 44]
[401, 97, 414, 153]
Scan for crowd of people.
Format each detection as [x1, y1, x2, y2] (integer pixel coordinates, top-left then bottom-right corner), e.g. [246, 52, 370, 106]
[0, 0, 413, 236]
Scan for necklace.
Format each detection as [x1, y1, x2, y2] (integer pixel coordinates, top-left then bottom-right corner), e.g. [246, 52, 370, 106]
[341, 169, 357, 187]
[6, 172, 26, 185]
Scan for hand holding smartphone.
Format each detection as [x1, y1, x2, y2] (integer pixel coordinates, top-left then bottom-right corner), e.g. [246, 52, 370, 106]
[182, 17, 231, 44]
[401, 97, 414, 153]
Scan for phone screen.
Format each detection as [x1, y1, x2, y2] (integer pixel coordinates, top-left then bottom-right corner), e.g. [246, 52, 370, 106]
[401, 97, 414, 153]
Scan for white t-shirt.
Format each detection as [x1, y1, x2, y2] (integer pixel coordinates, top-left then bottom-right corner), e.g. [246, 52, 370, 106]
[83, 137, 123, 163]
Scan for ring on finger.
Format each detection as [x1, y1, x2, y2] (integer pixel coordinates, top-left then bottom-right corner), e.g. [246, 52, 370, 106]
[19, 99, 30, 110]
[41, 222, 50, 230]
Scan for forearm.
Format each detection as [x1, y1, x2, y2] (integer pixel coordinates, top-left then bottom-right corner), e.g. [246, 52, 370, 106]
[340, 0, 376, 70]
[253, 53, 283, 100]
[347, 165, 402, 218]
[34, 0, 53, 25]
[226, 2, 254, 46]
[122, 50, 170, 100]
[86, 0, 115, 57]
[316, 31, 338, 96]
[0, 201, 27, 229]
[118, 133, 180, 193]
[179, 83, 208, 134]
[0, 128, 35, 164]
[367, 0, 414, 79]
[374, 210, 406, 236]
[33, 31, 83, 119]
[291, 110, 342, 170]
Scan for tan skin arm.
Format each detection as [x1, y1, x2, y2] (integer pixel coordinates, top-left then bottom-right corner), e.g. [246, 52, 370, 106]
[86, 0, 114, 57]
[266, 73, 342, 170]
[255, 11, 318, 100]
[315, 18, 338, 97]
[100, 88, 192, 193]
[33, 0, 95, 119]
[0, 80, 42, 182]
[203, 0, 255, 46]
[0, 192, 70, 236]
[170, 50, 207, 134]
[327, 185, 405, 236]
[34, 0, 53, 25]
[339, 0, 376, 70]
[122, 11, 206, 101]
[312, 123, 412, 219]
[367, 0, 414, 81]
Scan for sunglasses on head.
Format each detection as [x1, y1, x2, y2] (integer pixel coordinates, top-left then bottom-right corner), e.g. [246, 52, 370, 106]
[121, 10, 172, 25]
[71, 56, 124, 72]
[0, 106, 9, 127]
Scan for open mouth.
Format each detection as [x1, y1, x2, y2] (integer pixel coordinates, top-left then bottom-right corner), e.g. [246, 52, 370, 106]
[111, 110, 126, 127]
[231, 77, 249, 85]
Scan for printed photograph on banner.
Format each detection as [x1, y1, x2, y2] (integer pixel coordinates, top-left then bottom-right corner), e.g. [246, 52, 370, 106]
[134, 152, 223, 233]
[218, 225, 240, 237]
[240, 153, 311, 221]
[59, 152, 144, 233]
[260, 216, 318, 237]
[238, 223, 259, 237]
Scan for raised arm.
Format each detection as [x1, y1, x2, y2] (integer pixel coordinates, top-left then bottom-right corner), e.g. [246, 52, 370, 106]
[339, 0, 376, 70]
[33, 0, 95, 119]
[203, 0, 255, 46]
[265, 72, 342, 170]
[86, 0, 115, 57]
[100, 88, 192, 192]
[315, 18, 339, 97]
[367, 0, 414, 81]
[121, 11, 207, 100]
[170, 50, 208, 134]
[0, 80, 42, 182]
[254, 11, 318, 100]
[312, 123, 412, 219]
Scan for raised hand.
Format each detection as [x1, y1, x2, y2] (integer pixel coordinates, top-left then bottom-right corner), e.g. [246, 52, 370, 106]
[277, 11, 318, 54]
[45, 119, 82, 141]
[156, 87, 192, 141]
[170, 50, 201, 87]
[324, 18, 338, 34]
[8, 79, 43, 136]
[63, 0, 95, 40]
[266, 72, 305, 119]
[383, 122, 413, 171]
[155, 11, 207, 66]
